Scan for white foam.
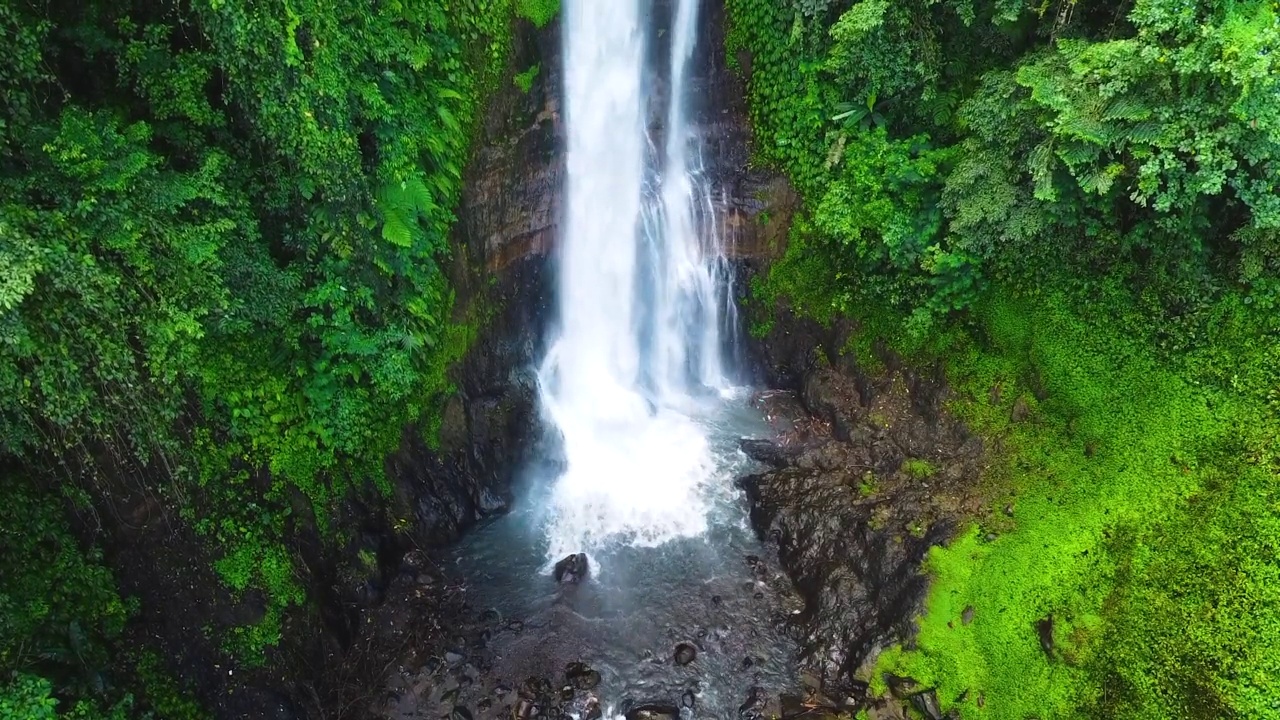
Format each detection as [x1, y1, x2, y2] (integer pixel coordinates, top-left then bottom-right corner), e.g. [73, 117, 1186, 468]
[541, 0, 729, 561]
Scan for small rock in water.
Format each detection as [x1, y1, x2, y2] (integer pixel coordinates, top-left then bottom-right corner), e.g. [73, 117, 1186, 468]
[753, 591, 764, 599]
[711, 595, 722, 605]
[674, 642, 698, 666]
[625, 702, 681, 720]
[444, 650, 465, 665]
[566, 662, 601, 690]
[962, 605, 975, 625]
[507, 619, 525, 633]
[739, 438, 796, 467]
[584, 698, 603, 720]
[554, 553, 590, 583]
[779, 694, 805, 718]
[514, 699, 536, 719]
[450, 706, 473, 720]
[520, 677, 552, 699]
[738, 687, 768, 719]
[681, 691, 696, 709]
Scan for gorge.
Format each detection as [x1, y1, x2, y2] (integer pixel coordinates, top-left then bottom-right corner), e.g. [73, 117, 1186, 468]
[2, 1, 1277, 720]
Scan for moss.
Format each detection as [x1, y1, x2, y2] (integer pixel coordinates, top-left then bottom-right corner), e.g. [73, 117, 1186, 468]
[515, 0, 559, 28]
[902, 459, 936, 479]
[865, 292, 1280, 719]
[513, 63, 540, 93]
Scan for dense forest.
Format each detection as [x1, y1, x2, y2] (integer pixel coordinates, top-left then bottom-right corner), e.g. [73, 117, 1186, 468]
[0, 0, 554, 716]
[1, 0, 1277, 718]
[728, 0, 1278, 717]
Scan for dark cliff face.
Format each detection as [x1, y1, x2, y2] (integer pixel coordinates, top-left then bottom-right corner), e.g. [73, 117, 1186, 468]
[78, 5, 809, 719]
[399, 0, 799, 549]
[387, 15, 565, 552]
[733, 312, 987, 717]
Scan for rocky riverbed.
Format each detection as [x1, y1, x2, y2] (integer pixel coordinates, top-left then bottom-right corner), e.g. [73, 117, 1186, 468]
[348, 308, 988, 720]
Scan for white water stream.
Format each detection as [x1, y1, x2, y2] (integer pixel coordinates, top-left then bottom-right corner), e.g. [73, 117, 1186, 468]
[537, 0, 736, 560]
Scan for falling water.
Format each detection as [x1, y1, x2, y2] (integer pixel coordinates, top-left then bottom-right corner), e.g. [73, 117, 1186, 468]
[538, 0, 736, 560]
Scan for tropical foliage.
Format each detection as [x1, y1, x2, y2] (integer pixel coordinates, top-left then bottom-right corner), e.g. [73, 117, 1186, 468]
[1, 0, 534, 712]
[729, 0, 1280, 717]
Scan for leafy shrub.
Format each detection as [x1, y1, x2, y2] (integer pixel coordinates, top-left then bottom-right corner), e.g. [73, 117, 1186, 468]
[730, 1, 1280, 717]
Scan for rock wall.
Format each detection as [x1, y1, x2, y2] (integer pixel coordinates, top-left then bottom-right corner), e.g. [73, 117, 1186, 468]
[399, 0, 799, 548]
[78, 4, 813, 718]
[734, 311, 986, 718]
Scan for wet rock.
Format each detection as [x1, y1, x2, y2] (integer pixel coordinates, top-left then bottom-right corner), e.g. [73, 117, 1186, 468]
[737, 350, 983, 692]
[584, 698, 603, 720]
[961, 605, 975, 625]
[554, 553, 590, 583]
[781, 694, 840, 718]
[445, 650, 465, 665]
[566, 662, 601, 690]
[625, 702, 681, 720]
[738, 686, 768, 719]
[507, 619, 525, 633]
[885, 674, 920, 699]
[514, 698, 537, 720]
[681, 691, 696, 709]
[451, 706, 474, 720]
[674, 642, 698, 666]
[909, 691, 943, 720]
[520, 677, 553, 699]
[740, 438, 797, 467]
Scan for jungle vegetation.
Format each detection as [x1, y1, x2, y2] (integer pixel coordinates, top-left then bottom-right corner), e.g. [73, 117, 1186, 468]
[2, 0, 1277, 717]
[1, 0, 556, 715]
[728, 0, 1279, 717]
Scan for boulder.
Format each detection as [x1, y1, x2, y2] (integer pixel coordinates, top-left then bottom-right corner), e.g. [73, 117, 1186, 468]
[625, 702, 681, 720]
[674, 642, 698, 666]
[566, 662, 601, 690]
[554, 553, 590, 583]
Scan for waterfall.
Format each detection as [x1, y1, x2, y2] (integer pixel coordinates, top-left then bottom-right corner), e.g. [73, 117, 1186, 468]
[538, 0, 734, 560]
